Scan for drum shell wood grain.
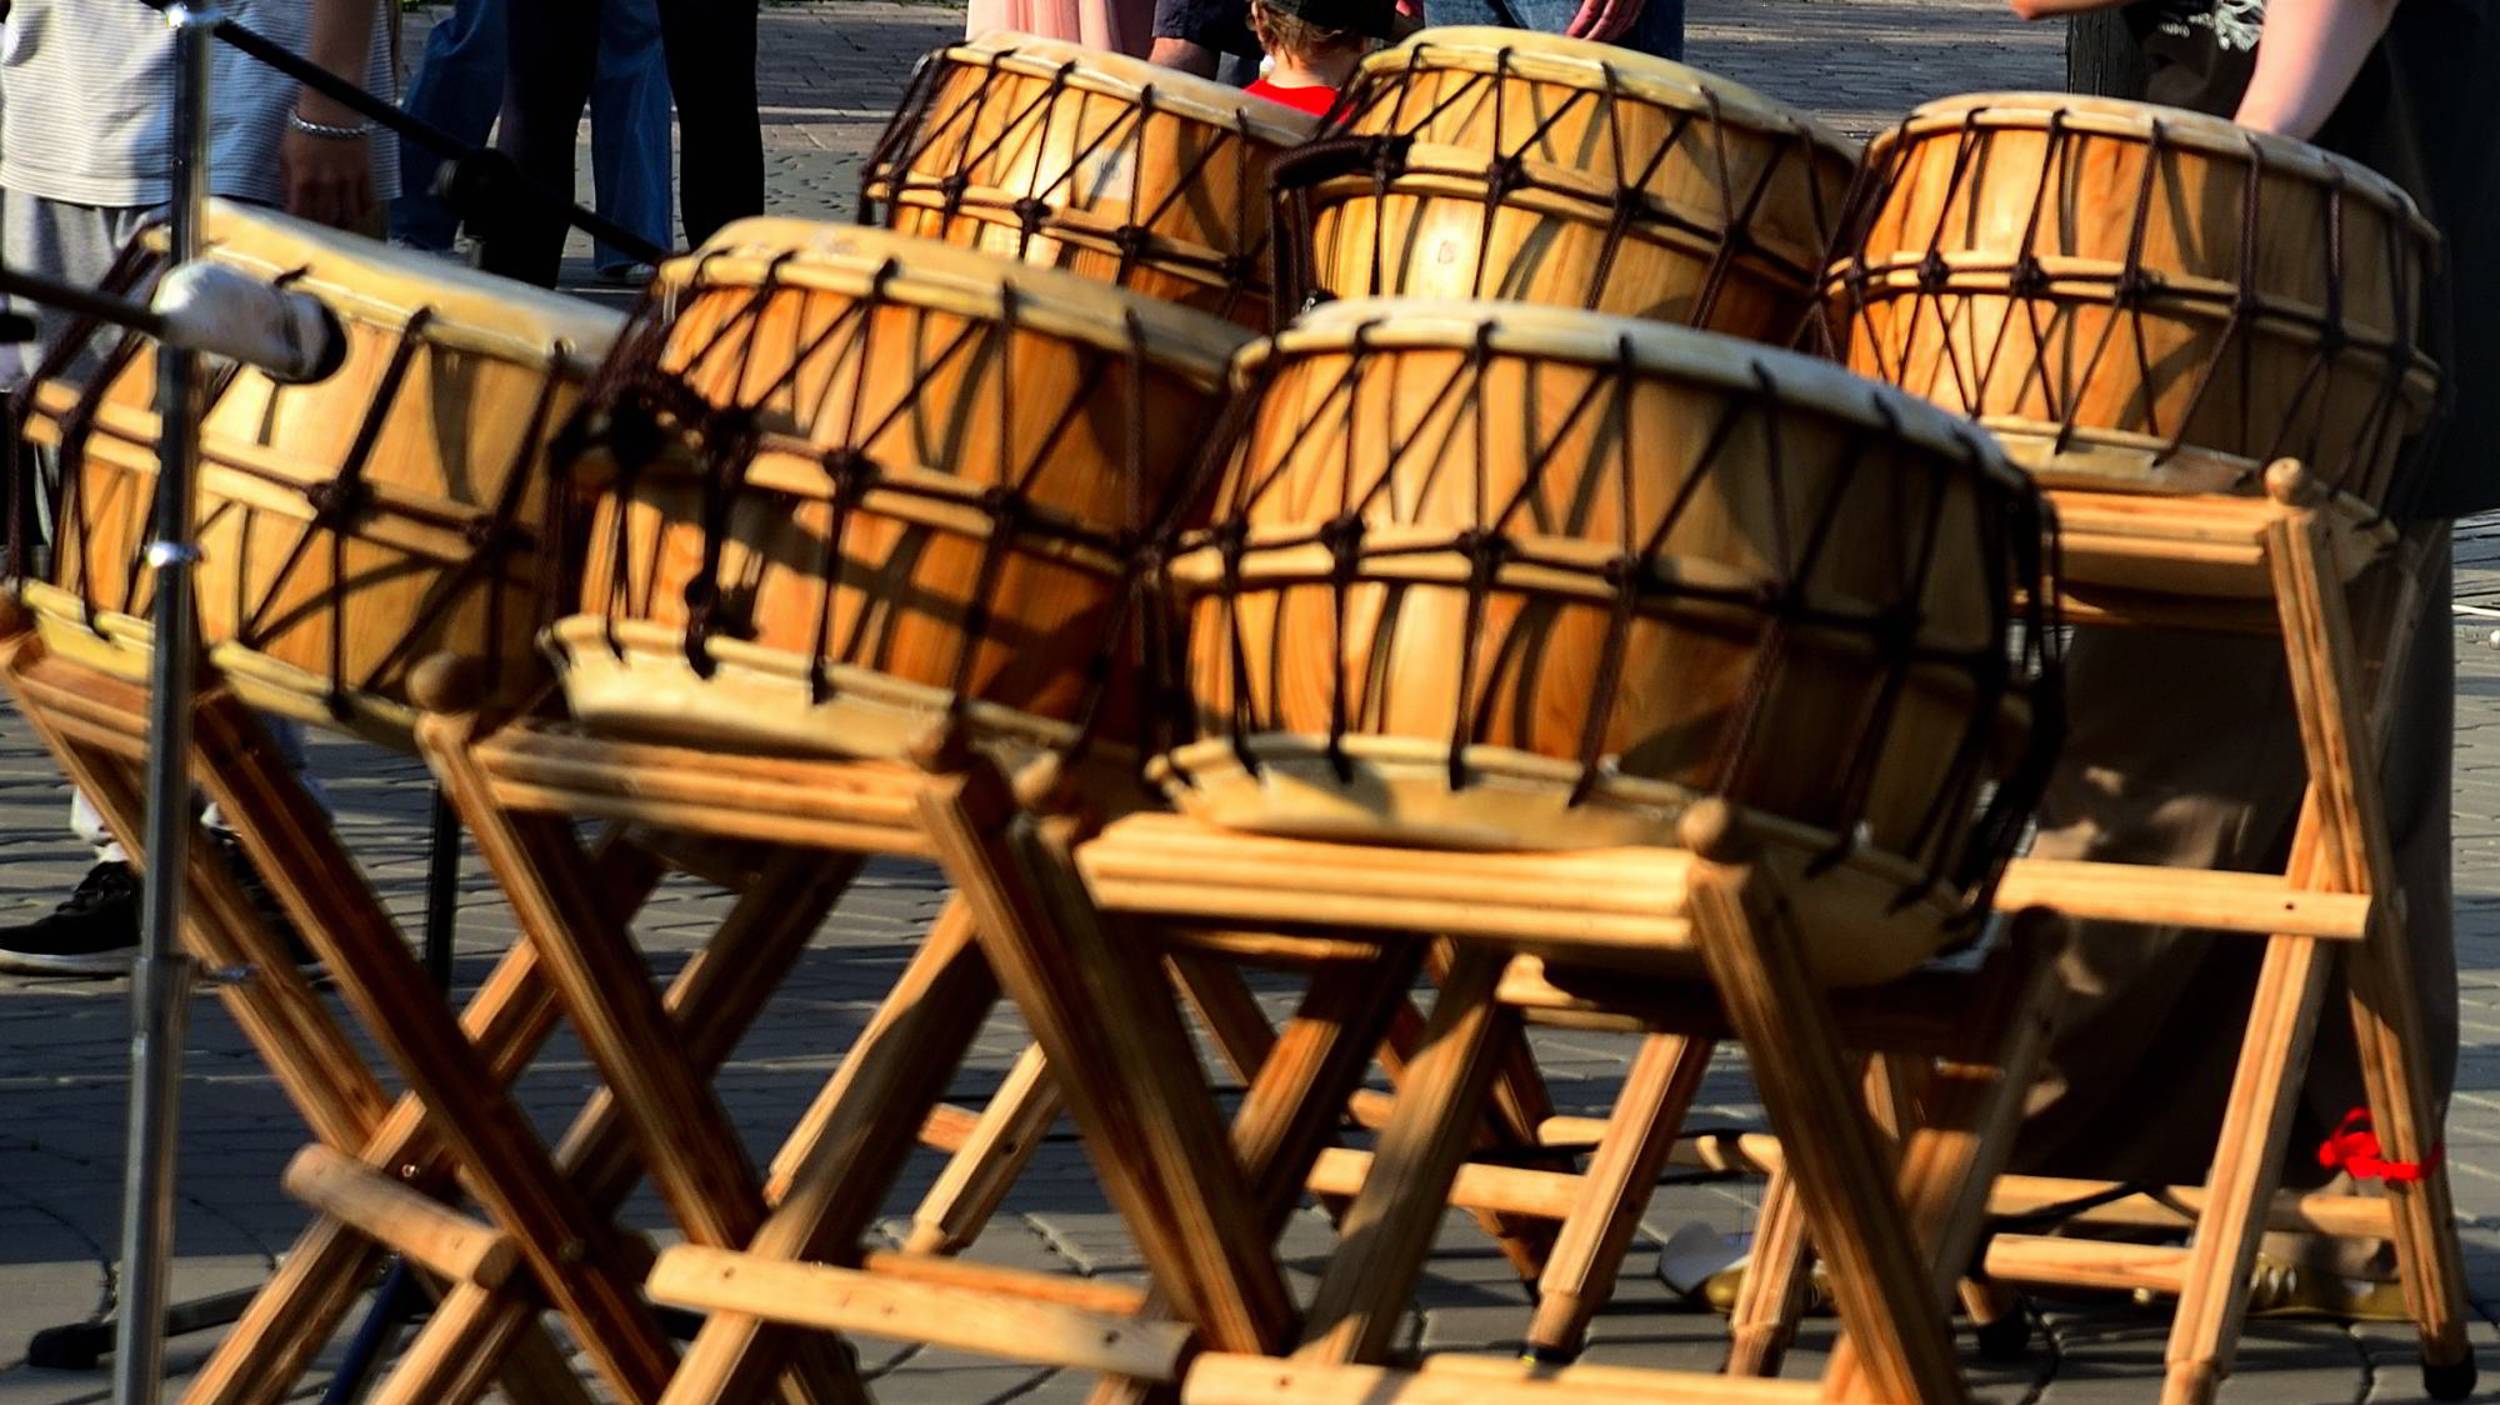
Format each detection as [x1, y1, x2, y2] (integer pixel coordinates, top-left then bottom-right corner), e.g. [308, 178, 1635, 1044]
[1835, 96, 2439, 502]
[1165, 303, 2037, 858]
[24, 203, 617, 747]
[864, 35, 1317, 332]
[570, 227, 1247, 757]
[1298, 32, 1857, 340]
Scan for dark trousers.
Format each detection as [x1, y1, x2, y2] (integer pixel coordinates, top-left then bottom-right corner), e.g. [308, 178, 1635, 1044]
[2012, 532, 2458, 1194]
[482, 0, 763, 287]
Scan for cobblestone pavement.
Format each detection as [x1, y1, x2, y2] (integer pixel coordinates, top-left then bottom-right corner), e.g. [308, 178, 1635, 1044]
[4, 1, 2495, 1401]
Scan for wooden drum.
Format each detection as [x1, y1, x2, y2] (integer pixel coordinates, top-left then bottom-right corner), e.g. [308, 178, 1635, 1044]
[1276, 29, 1858, 338]
[16, 200, 622, 746]
[861, 32, 1321, 332]
[1831, 93, 2441, 504]
[554, 221, 1252, 764]
[1153, 299, 2058, 975]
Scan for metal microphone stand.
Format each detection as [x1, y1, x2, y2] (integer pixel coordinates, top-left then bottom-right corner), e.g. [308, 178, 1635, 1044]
[111, 5, 216, 1399]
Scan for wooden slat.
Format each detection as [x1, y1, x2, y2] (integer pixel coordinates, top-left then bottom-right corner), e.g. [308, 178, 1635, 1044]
[1680, 841, 1964, 1405]
[1528, 1034, 1713, 1356]
[202, 701, 680, 1403]
[857, 1249, 1149, 1316]
[1995, 858, 2370, 938]
[652, 1247, 1193, 1381]
[1663, 1136, 2400, 1240]
[1183, 1354, 1823, 1405]
[281, 1146, 518, 1287]
[664, 899, 1002, 1403]
[905, 1043, 1060, 1255]
[920, 755, 1299, 1360]
[1982, 1234, 2187, 1295]
[1297, 948, 1519, 1365]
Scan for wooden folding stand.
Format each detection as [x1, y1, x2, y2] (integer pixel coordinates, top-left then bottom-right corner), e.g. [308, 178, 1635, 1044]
[864, 738, 2069, 1405]
[0, 613, 610, 1405]
[405, 683, 1254, 1404]
[1720, 463, 2476, 1404]
[0, 610, 891, 1405]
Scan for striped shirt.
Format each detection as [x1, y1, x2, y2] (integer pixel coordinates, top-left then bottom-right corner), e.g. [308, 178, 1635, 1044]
[0, 0, 400, 210]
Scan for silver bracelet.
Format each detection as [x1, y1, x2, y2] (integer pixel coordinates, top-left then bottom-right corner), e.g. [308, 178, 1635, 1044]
[287, 110, 375, 140]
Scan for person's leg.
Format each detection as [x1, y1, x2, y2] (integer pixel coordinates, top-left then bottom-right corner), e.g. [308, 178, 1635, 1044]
[2010, 623, 2310, 1187]
[476, 0, 599, 287]
[1613, 0, 1685, 61]
[587, 0, 673, 274]
[1418, 0, 1515, 32]
[387, 0, 509, 252]
[1153, 0, 1258, 77]
[652, 0, 762, 250]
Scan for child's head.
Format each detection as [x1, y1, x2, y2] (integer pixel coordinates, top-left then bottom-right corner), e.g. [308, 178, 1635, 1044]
[1250, 0, 1392, 76]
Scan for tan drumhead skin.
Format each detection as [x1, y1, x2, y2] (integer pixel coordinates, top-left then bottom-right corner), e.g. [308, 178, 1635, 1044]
[172, 199, 624, 359]
[664, 219, 1254, 384]
[1363, 27, 1858, 160]
[1261, 295, 2030, 494]
[954, 30, 1322, 143]
[1878, 92, 2435, 237]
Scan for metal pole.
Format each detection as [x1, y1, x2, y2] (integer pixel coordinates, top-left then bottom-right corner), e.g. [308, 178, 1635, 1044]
[112, 6, 216, 1401]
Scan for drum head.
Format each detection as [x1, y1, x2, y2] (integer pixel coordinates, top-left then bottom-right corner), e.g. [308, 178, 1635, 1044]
[1361, 27, 1857, 159]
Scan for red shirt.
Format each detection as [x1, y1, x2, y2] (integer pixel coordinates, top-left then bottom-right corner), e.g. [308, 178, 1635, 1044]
[1245, 78, 1338, 116]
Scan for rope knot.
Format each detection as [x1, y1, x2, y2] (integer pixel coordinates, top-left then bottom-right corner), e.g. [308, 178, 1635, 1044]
[979, 482, 1030, 531]
[1487, 154, 1528, 198]
[304, 477, 370, 524]
[823, 446, 877, 502]
[1454, 527, 1513, 583]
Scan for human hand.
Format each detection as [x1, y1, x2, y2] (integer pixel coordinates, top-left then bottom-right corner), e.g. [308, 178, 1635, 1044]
[1563, 0, 1645, 44]
[280, 123, 375, 231]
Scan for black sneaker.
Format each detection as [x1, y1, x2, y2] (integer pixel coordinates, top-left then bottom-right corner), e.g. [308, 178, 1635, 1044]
[0, 861, 141, 976]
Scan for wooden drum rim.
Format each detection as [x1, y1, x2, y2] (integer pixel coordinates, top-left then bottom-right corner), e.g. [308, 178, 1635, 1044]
[1247, 296, 2029, 495]
[659, 220, 1250, 384]
[1870, 92, 2438, 240]
[866, 187, 1248, 293]
[172, 200, 624, 366]
[1358, 26, 1858, 164]
[949, 30, 1322, 144]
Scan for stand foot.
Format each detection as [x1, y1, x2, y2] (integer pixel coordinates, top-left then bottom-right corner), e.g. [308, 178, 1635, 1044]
[2422, 1350, 2477, 1401]
[1520, 1343, 1578, 1366]
[1973, 1308, 2031, 1363]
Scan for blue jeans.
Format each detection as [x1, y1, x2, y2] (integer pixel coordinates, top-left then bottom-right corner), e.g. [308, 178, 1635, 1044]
[389, 0, 674, 271]
[1422, 0, 1683, 59]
